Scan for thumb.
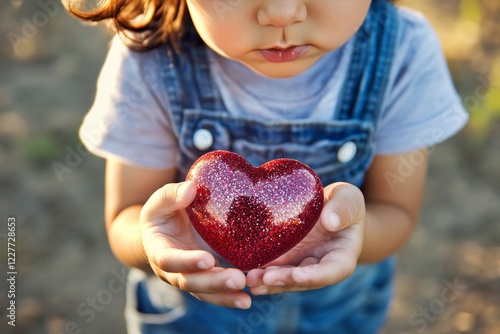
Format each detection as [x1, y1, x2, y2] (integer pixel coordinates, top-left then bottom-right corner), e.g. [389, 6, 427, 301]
[320, 182, 365, 232]
[140, 181, 197, 224]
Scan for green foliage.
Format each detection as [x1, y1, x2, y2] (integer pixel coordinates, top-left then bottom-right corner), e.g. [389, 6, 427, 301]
[466, 56, 500, 140]
[21, 133, 62, 165]
[20, 132, 79, 166]
[485, 58, 500, 114]
[460, 0, 483, 23]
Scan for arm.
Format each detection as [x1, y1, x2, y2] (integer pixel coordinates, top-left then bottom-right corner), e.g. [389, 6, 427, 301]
[247, 149, 428, 293]
[105, 159, 251, 308]
[104, 159, 177, 271]
[360, 148, 428, 262]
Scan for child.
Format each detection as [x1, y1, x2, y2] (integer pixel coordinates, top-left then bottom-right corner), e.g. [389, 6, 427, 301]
[65, 0, 468, 333]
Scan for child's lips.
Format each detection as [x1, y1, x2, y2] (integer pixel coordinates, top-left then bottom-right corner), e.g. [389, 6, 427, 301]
[258, 45, 310, 63]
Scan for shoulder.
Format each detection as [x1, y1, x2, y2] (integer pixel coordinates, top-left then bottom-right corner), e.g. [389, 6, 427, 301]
[106, 35, 164, 64]
[394, 7, 443, 63]
[92, 35, 173, 115]
[373, 7, 469, 154]
[101, 36, 165, 86]
[388, 7, 452, 90]
[79, 36, 179, 169]
[396, 6, 435, 34]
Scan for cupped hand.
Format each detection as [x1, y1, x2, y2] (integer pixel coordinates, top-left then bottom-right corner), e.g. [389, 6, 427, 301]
[246, 182, 366, 295]
[140, 181, 251, 309]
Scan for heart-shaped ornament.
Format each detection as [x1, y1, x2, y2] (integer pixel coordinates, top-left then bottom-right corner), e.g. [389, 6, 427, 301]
[185, 150, 324, 271]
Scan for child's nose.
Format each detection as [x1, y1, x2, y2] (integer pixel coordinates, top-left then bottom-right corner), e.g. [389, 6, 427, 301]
[257, 0, 307, 27]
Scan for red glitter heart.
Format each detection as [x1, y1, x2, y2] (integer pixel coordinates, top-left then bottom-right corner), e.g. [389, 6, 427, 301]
[185, 150, 324, 271]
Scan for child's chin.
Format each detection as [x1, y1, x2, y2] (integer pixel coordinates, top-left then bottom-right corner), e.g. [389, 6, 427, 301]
[244, 60, 317, 79]
[250, 62, 309, 79]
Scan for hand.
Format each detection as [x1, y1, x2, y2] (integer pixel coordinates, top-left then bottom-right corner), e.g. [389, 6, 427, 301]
[246, 182, 366, 295]
[140, 181, 251, 309]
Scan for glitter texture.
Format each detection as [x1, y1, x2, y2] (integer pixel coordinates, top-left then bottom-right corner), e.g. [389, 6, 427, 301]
[185, 150, 324, 271]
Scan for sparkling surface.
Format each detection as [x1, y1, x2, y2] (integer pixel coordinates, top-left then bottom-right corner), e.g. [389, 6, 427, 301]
[186, 150, 324, 271]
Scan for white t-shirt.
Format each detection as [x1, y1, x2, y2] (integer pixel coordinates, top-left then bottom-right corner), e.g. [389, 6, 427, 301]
[80, 7, 468, 169]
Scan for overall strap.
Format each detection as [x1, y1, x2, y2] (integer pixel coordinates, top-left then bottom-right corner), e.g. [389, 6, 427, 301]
[159, 30, 223, 136]
[337, 0, 399, 124]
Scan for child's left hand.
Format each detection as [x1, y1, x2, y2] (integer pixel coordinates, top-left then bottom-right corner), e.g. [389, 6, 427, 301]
[246, 182, 365, 295]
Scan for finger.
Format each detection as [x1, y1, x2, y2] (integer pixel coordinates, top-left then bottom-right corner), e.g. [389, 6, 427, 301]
[321, 182, 365, 232]
[246, 268, 266, 288]
[141, 181, 197, 224]
[289, 253, 357, 288]
[249, 266, 294, 295]
[252, 256, 356, 294]
[249, 265, 302, 295]
[153, 248, 216, 273]
[192, 291, 252, 309]
[246, 266, 287, 288]
[164, 268, 247, 294]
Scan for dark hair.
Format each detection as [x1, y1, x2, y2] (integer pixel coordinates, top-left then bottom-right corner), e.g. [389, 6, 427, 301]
[64, 0, 396, 51]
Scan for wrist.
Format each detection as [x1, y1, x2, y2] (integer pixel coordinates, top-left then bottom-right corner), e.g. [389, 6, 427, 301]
[108, 205, 152, 272]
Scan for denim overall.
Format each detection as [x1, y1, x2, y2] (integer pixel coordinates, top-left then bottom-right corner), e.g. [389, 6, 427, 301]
[126, 1, 399, 333]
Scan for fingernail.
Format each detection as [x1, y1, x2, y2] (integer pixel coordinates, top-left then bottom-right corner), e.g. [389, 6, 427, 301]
[329, 213, 341, 230]
[226, 278, 238, 290]
[177, 182, 191, 199]
[293, 267, 309, 283]
[197, 260, 210, 270]
[272, 280, 286, 287]
[235, 300, 247, 309]
[253, 287, 269, 295]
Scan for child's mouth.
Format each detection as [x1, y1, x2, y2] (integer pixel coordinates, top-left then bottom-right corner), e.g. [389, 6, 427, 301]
[258, 45, 309, 63]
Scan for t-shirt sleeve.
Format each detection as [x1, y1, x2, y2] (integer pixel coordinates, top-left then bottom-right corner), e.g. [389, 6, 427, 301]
[373, 8, 469, 155]
[79, 36, 179, 169]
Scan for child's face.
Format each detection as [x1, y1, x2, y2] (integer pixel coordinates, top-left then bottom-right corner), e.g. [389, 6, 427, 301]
[186, 0, 371, 78]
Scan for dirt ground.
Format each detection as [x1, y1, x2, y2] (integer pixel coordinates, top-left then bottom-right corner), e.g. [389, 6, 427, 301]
[1, 1, 499, 334]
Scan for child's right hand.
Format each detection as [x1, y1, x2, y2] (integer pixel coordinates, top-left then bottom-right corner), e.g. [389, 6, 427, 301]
[139, 181, 251, 309]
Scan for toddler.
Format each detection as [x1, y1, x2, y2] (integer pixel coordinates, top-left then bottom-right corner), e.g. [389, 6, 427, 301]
[64, 0, 468, 333]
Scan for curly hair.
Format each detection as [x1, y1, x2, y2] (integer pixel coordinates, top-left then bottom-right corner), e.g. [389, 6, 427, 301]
[64, 0, 397, 51]
[64, 0, 186, 51]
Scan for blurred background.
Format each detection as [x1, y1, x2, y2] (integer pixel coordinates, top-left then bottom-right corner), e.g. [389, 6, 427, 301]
[0, 0, 499, 333]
